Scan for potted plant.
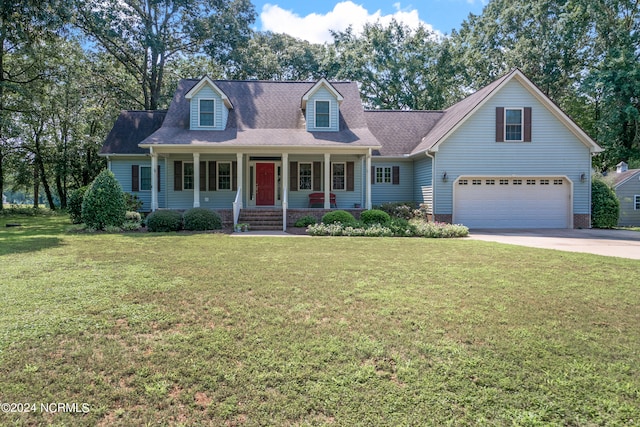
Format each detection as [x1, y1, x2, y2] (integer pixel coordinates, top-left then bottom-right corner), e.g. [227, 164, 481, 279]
[241, 223, 249, 232]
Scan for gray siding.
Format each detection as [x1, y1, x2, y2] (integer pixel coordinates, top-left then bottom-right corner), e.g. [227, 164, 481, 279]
[370, 160, 414, 206]
[413, 156, 433, 209]
[434, 79, 592, 215]
[110, 157, 167, 211]
[189, 86, 229, 131]
[616, 176, 640, 226]
[306, 87, 340, 132]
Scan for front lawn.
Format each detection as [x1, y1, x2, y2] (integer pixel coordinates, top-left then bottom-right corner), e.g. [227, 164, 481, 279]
[1, 215, 638, 426]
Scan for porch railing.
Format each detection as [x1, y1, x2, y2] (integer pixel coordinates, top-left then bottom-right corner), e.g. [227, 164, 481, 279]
[232, 186, 242, 226]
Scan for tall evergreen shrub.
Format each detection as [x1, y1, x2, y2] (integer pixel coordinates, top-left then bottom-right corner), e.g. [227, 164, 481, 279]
[591, 178, 619, 228]
[81, 169, 126, 230]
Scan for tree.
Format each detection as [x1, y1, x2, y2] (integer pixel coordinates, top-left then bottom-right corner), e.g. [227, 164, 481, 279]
[82, 169, 126, 229]
[74, 0, 256, 110]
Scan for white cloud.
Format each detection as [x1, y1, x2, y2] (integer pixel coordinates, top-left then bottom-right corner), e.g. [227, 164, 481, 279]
[260, 1, 438, 44]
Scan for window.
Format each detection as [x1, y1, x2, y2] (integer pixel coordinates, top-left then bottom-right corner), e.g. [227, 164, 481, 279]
[332, 162, 345, 190]
[299, 163, 312, 190]
[540, 179, 550, 185]
[458, 179, 468, 185]
[513, 179, 522, 185]
[472, 179, 482, 185]
[486, 179, 495, 185]
[183, 162, 194, 190]
[526, 179, 536, 185]
[554, 179, 563, 185]
[635, 195, 640, 210]
[140, 166, 151, 191]
[505, 108, 523, 141]
[199, 99, 215, 127]
[499, 179, 509, 185]
[376, 167, 392, 184]
[218, 162, 231, 190]
[315, 101, 330, 128]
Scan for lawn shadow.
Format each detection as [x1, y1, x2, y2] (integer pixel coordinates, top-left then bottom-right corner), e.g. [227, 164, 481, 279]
[0, 216, 67, 255]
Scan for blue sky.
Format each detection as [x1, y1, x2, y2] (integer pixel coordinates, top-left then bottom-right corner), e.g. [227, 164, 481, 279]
[251, 1, 487, 43]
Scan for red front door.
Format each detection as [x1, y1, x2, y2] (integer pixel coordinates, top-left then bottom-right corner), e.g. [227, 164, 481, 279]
[256, 163, 275, 205]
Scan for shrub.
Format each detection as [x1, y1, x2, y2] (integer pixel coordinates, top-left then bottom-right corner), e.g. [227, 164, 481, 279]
[68, 186, 88, 224]
[410, 220, 469, 238]
[387, 218, 415, 237]
[360, 209, 391, 225]
[321, 210, 355, 225]
[81, 170, 126, 230]
[294, 215, 317, 227]
[377, 202, 418, 220]
[146, 210, 183, 232]
[307, 218, 467, 238]
[183, 208, 222, 231]
[123, 193, 143, 212]
[591, 178, 619, 228]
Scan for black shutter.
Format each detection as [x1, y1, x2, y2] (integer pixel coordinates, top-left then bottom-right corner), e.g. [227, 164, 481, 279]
[346, 161, 354, 191]
[199, 161, 206, 191]
[157, 165, 161, 192]
[208, 161, 217, 191]
[313, 161, 321, 191]
[232, 161, 237, 191]
[371, 166, 376, 185]
[524, 107, 532, 142]
[392, 166, 400, 185]
[131, 165, 139, 192]
[174, 161, 182, 191]
[289, 161, 298, 191]
[496, 107, 504, 142]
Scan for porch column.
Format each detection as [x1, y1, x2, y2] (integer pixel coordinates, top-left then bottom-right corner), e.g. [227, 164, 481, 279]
[324, 153, 331, 209]
[193, 152, 200, 208]
[236, 152, 244, 204]
[151, 151, 158, 211]
[366, 149, 372, 210]
[282, 153, 288, 231]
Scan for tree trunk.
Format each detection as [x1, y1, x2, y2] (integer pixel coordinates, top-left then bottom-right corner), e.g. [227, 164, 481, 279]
[33, 165, 39, 208]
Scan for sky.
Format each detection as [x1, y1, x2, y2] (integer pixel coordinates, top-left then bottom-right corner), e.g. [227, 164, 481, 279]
[251, 0, 488, 44]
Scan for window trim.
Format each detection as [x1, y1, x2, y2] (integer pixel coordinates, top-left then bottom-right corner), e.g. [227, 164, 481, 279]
[375, 166, 392, 184]
[140, 166, 152, 191]
[298, 162, 313, 191]
[217, 161, 232, 191]
[331, 162, 346, 191]
[183, 162, 194, 190]
[198, 98, 215, 128]
[314, 100, 331, 129]
[504, 107, 524, 142]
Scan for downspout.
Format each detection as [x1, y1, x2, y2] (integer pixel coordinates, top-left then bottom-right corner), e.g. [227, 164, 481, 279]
[425, 151, 435, 218]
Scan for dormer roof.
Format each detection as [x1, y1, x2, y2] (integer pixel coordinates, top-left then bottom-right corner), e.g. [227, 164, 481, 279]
[184, 76, 233, 109]
[301, 78, 344, 109]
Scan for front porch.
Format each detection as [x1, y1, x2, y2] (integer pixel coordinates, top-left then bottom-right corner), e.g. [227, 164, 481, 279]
[147, 149, 374, 230]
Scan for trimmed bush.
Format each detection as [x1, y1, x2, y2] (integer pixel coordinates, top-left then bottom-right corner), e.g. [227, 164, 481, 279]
[68, 186, 88, 224]
[321, 210, 355, 225]
[146, 210, 183, 232]
[294, 215, 317, 227]
[81, 170, 126, 230]
[183, 208, 222, 231]
[377, 202, 418, 220]
[360, 209, 391, 225]
[307, 218, 468, 238]
[592, 178, 619, 228]
[123, 193, 143, 212]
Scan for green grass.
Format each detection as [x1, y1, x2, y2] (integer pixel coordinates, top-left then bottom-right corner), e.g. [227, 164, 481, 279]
[1, 215, 639, 426]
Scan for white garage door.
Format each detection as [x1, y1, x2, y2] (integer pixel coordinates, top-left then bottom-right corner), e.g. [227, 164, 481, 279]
[453, 177, 571, 228]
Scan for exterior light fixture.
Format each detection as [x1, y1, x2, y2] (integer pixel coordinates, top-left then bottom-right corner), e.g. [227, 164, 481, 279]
[442, 171, 448, 182]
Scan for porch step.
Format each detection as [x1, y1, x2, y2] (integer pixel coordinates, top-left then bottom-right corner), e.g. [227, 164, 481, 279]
[237, 209, 283, 231]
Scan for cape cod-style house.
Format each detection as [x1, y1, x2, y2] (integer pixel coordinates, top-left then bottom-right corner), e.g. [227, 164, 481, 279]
[100, 69, 602, 230]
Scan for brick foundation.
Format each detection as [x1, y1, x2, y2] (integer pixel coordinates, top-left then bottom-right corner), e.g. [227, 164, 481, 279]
[573, 214, 591, 229]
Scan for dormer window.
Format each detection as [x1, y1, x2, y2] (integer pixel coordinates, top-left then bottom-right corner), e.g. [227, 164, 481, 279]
[199, 99, 215, 127]
[315, 101, 330, 128]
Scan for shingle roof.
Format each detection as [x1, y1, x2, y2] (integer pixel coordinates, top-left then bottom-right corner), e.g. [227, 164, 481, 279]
[100, 110, 166, 155]
[364, 110, 444, 156]
[140, 79, 381, 149]
[614, 169, 640, 187]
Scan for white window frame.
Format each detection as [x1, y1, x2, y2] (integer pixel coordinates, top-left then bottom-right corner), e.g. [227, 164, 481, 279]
[504, 108, 524, 142]
[299, 162, 313, 191]
[140, 166, 151, 191]
[331, 162, 346, 191]
[635, 195, 640, 210]
[183, 162, 194, 190]
[198, 98, 215, 128]
[315, 100, 331, 129]
[217, 161, 232, 191]
[375, 166, 392, 184]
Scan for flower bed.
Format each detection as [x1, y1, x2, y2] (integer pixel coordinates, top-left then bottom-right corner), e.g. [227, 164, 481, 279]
[307, 218, 468, 238]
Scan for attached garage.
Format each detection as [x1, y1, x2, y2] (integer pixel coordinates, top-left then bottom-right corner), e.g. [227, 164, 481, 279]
[453, 176, 572, 229]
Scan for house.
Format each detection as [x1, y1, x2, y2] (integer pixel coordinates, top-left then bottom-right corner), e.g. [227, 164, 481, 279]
[613, 162, 640, 226]
[100, 69, 602, 230]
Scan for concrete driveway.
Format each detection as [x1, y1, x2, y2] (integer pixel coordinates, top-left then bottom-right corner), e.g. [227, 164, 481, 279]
[467, 228, 640, 260]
